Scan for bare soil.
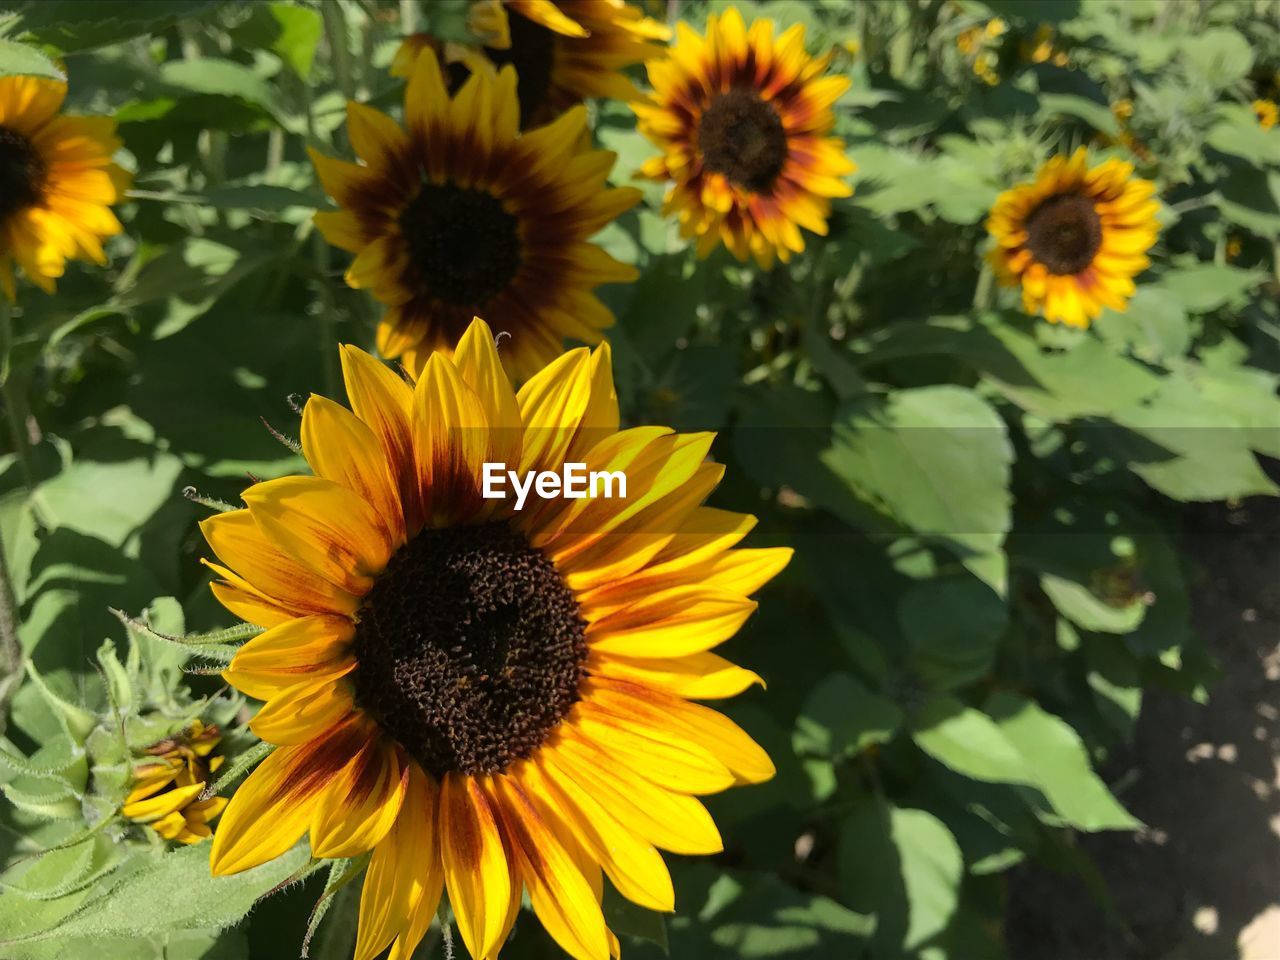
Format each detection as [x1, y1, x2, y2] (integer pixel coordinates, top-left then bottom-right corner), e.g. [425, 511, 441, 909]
[1007, 498, 1280, 960]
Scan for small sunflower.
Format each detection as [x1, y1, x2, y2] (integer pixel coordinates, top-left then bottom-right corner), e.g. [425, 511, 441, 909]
[0, 74, 129, 299]
[392, 1, 670, 129]
[633, 7, 855, 268]
[121, 721, 228, 845]
[1254, 98, 1278, 130]
[986, 148, 1160, 328]
[311, 49, 639, 382]
[202, 317, 788, 960]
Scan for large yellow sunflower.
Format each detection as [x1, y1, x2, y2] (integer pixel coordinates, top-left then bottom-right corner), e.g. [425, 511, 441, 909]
[392, 1, 670, 129]
[0, 74, 129, 299]
[202, 317, 788, 960]
[121, 721, 228, 845]
[633, 7, 855, 268]
[986, 148, 1160, 328]
[311, 49, 639, 382]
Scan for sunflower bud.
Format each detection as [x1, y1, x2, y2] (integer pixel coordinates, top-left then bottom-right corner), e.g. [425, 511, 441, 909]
[121, 720, 229, 844]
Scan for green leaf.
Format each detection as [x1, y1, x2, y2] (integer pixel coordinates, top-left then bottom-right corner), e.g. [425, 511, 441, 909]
[157, 58, 286, 124]
[670, 869, 873, 957]
[823, 385, 1012, 586]
[839, 801, 963, 951]
[8, 842, 313, 944]
[1037, 93, 1121, 136]
[980, 321, 1163, 420]
[899, 574, 1007, 690]
[1109, 376, 1278, 500]
[986, 693, 1140, 831]
[910, 696, 1035, 786]
[11, 1, 220, 52]
[232, 3, 324, 79]
[604, 886, 668, 954]
[1152, 264, 1264, 314]
[1095, 286, 1190, 363]
[0, 40, 65, 81]
[1181, 27, 1254, 88]
[1040, 573, 1146, 634]
[792, 673, 902, 758]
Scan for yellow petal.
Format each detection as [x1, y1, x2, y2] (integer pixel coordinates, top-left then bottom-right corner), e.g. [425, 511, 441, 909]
[516, 348, 592, 477]
[243, 476, 393, 595]
[588, 650, 763, 700]
[412, 352, 490, 525]
[585, 585, 756, 658]
[569, 699, 734, 795]
[121, 781, 204, 823]
[553, 730, 724, 854]
[302, 394, 405, 544]
[532, 753, 675, 912]
[355, 765, 445, 960]
[488, 774, 610, 960]
[346, 101, 410, 170]
[339, 344, 421, 532]
[200, 510, 359, 618]
[223, 614, 355, 701]
[439, 772, 513, 960]
[210, 718, 370, 876]
[594, 678, 775, 785]
[453, 317, 522, 474]
[248, 677, 355, 745]
[312, 739, 408, 858]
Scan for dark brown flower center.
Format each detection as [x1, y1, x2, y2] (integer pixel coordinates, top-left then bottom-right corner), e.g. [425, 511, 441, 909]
[1024, 193, 1103, 275]
[399, 182, 522, 308]
[697, 88, 788, 192]
[0, 126, 46, 224]
[485, 8, 557, 126]
[352, 521, 587, 778]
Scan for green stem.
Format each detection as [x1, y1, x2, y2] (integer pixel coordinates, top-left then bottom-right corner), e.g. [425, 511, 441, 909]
[323, 2, 356, 102]
[0, 530, 23, 728]
[0, 299, 32, 489]
[972, 261, 994, 311]
[399, 0, 418, 34]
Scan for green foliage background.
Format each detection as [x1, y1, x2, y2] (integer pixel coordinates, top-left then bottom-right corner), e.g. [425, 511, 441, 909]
[0, 0, 1278, 958]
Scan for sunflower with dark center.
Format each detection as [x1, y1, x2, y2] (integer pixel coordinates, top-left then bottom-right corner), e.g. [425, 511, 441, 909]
[391, 0, 670, 130]
[0, 75, 129, 299]
[202, 318, 790, 960]
[310, 48, 640, 383]
[633, 8, 855, 268]
[986, 148, 1160, 328]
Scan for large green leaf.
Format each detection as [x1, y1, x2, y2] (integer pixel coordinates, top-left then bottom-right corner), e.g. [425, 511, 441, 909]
[793, 673, 903, 758]
[3, 842, 312, 946]
[0, 40, 65, 80]
[910, 696, 1035, 786]
[839, 801, 963, 951]
[986, 693, 1140, 831]
[823, 385, 1012, 587]
[1152, 264, 1264, 314]
[898, 574, 1007, 690]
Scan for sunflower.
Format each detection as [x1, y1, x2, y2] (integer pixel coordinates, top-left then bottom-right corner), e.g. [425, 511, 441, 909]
[202, 317, 788, 960]
[633, 7, 855, 268]
[1254, 98, 1278, 130]
[392, 1, 670, 129]
[121, 721, 228, 845]
[311, 49, 639, 382]
[986, 148, 1160, 328]
[0, 74, 129, 300]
